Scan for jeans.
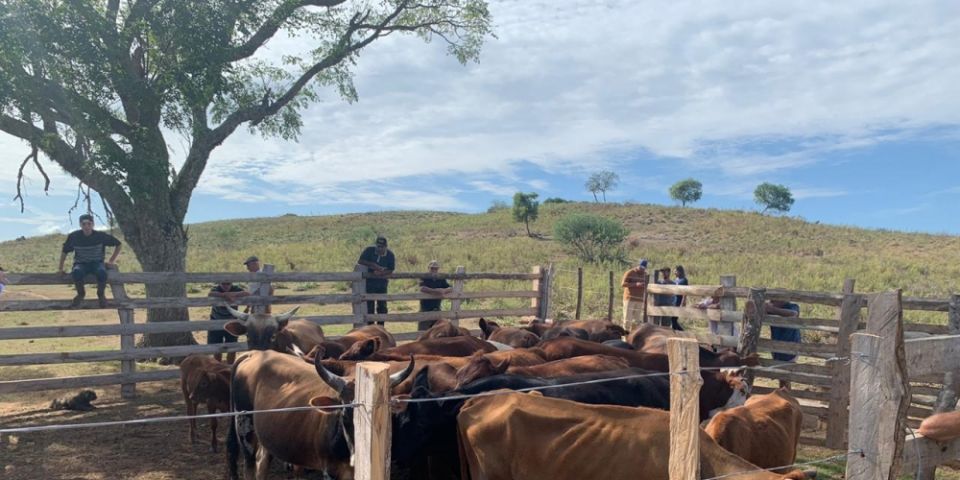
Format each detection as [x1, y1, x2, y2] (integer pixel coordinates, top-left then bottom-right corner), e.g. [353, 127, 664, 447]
[771, 326, 801, 362]
[72, 262, 107, 284]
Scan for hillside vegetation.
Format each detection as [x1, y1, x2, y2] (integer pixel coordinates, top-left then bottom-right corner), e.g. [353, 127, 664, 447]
[3, 202, 959, 322]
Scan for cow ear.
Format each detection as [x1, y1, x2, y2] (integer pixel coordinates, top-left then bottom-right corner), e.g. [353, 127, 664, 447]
[357, 338, 378, 358]
[492, 358, 510, 374]
[741, 353, 760, 367]
[309, 396, 338, 408]
[224, 321, 247, 337]
[478, 318, 493, 338]
[527, 390, 544, 397]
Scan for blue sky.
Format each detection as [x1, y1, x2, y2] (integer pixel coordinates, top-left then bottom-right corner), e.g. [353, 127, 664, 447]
[2, 0, 960, 241]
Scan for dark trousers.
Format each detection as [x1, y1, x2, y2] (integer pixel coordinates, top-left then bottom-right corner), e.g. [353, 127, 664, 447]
[71, 262, 107, 284]
[366, 283, 387, 325]
[418, 306, 441, 331]
[770, 326, 801, 361]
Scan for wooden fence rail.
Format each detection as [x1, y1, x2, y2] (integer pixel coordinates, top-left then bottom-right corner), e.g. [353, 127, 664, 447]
[0, 266, 551, 397]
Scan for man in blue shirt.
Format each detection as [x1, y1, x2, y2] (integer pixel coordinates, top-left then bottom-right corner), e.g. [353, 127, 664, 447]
[766, 299, 801, 388]
[357, 236, 395, 325]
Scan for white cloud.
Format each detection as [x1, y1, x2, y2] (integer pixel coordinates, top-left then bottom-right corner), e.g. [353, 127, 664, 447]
[792, 188, 848, 200]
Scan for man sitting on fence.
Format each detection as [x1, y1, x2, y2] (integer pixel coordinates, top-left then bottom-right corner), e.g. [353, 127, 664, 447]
[620, 259, 649, 331]
[58, 214, 122, 308]
[208, 281, 246, 363]
[418, 260, 453, 331]
[765, 299, 801, 388]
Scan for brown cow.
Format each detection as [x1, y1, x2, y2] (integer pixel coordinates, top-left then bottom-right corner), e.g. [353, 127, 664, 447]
[316, 324, 396, 359]
[339, 335, 496, 361]
[455, 354, 629, 388]
[562, 319, 628, 342]
[418, 318, 472, 340]
[539, 337, 758, 371]
[272, 319, 326, 356]
[705, 388, 803, 472]
[479, 318, 541, 348]
[179, 354, 231, 452]
[919, 410, 960, 442]
[457, 392, 806, 480]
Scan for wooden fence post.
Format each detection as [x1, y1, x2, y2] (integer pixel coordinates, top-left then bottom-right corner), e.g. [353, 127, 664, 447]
[353, 362, 391, 480]
[845, 291, 909, 480]
[717, 275, 737, 336]
[352, 265, 367, 327]
[826, 278, 860, 449]
[668, 337, 702, 480]
[575, 267, 583, 320]
[531, 266, 543, 319]
[108, 266, 136, 399]
[607, 270, 614, 322]
[251, 263, 274, 314]
[530, 264, 553, 320]
[738, 288, 764, 388]
[450, 266, 466, 327]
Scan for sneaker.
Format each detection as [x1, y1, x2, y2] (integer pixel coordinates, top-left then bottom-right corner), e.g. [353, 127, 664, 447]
[71, 294, 85, 308]
[97, 293, 107, 308]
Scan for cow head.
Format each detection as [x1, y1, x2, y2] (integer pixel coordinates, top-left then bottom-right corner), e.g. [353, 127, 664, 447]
[455, 354, 510, 389]
[706, 368, 750, 419]
[391, 366, 465, 465]
[478, 318, 500, 339]
[701, 348, 759, 368]
[223, 307, 300, 351]
[418, 319, 468, 341]
[541, 326, 589, 341]
[312, 353, 415, 403]
[338, 337, 381, 360]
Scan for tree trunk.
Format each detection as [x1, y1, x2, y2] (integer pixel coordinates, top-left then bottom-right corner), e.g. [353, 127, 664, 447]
[525, 219, 531, 237]
[118, 213, 196, 347]
[602, 191, 606, 202]
[592, 192, 598, 202]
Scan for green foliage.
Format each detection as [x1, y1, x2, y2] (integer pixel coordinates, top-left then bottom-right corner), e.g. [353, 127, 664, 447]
[585, 170, 619, 202]
[487, 200, 509, 213]
[512, 192, 539, 236]
[669, 178, 703, 207]
[553, 213, 628, 263]
[543, 197, 570, 204]
[754, 182, 795, 213]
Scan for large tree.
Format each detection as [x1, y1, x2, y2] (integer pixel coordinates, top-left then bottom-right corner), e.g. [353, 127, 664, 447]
[669, 178, 702, 207]
[754, 182, 794, 214]
[0, 0, 491, 346]
[585, 170, 618, 202]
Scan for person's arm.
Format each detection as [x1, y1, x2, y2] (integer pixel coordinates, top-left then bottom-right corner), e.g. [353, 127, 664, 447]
[765, 304, 799, 317]
[58, 252, 68, 274]
[59, 235, 73, 274]
[621, 271, 641, 289]
[382, 252, 395, 275]
[107, 243, 122, 266]
[357, 247, 383, 272]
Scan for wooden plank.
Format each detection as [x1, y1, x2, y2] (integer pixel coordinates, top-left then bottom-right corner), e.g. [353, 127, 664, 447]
[0, 369, 181, 394]
[364, 308, 537, 323]
[716, 276, 737, 336]
[0, 293, 357, 312]
[905, 323, 950, 335]
[753, 369, 832, 387]
[905, 334, 960, 378]
[352, 264, 367, 326]
[724, 287, 845, 306]
[738, 288, 764, 387]
[540, 264, 554, 320]
[658, 330, 739, 349]
[646, 283, 723, 297]
[901, 435, 960, 476]
[0, 343, 248, 366]
[376, 272, 540, 281]
[5, 271, 540, 285]
[449, 266, 466, 327]
[353, 362, 391, 480]
[646, 306, 742, 324]
[827, 279, 860, 450]
[799, 404, 829, 418]
[575, 267, 583, 320]
[846, 290, 910, 480]
[934, 294, 960, 412]
[668, 338, 702, 480]
[799, 435, 827, 447]
[753, 386, 830, 402]
[530, 266, 543, 318]
[360, 290, 539, 301]
[118, 309, 136, 399]
[607, 270, 614, 322]
[902, 297, 951, 312]
[756, 339, 838, 355]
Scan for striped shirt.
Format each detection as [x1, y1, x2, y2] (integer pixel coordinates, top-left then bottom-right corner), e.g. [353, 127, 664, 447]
[62, 230, 121, 264]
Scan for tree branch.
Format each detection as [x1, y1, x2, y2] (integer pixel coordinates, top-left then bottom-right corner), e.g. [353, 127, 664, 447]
[228, 0, 350, 62]
[13, 144, 49, 213]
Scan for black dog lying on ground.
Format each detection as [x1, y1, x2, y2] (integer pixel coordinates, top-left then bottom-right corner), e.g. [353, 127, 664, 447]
[49, 389, 98, 411]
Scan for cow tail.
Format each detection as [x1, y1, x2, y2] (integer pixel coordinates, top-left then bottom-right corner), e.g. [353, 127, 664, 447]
[227, 355, 253, 480]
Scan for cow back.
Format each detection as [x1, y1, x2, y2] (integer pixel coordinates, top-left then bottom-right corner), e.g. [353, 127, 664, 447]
[539, 337, 669, 371]
[273, 319, 325, 354]
[704, 389, 803, 470]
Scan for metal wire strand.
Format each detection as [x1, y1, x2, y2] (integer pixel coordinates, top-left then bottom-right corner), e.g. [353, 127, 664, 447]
[701, 450, 862, 480]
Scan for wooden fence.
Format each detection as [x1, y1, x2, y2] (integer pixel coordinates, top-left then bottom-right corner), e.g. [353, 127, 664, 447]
[642, 276, 959, 451]
[0, 265, 552, 398]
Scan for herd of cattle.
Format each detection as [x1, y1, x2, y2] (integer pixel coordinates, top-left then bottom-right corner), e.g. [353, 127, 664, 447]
[179, 308, 809, 480]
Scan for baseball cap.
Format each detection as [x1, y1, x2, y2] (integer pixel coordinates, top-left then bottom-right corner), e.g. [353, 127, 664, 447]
[243, 255, 260, 265]
[375, 236, 387, 246]
[428, 260, 440, 268]
[638, 259, 648, 268]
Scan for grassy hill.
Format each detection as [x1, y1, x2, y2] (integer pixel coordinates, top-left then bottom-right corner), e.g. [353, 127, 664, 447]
[3, 202, 959, 322]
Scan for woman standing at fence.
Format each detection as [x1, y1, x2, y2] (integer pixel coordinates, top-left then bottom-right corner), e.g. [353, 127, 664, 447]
[670, 265, 688, 331]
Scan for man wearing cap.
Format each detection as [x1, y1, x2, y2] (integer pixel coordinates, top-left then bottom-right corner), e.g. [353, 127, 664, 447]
[357, 236, 395, 325]
[620, 259, 649, 332]
[207, 281, 246, 363]
[58, 213, 123, 308]
[243, 256, 273, 314]
[418, 260, 452, 331]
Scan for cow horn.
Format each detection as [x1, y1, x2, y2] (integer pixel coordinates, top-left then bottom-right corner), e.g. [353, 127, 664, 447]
[314, 351, 348, 394]
[226, 307, 250, 321]
[389, 356, 416, 388]
[276, 306, 301, 322]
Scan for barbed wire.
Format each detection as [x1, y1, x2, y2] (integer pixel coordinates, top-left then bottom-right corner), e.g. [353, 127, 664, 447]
[702, 450, 861, 480]
[0, 402, 359, 436]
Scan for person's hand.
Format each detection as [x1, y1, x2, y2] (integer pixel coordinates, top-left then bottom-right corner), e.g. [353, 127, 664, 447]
[58, 268, 67, 275]
[105, 261, 116, 269]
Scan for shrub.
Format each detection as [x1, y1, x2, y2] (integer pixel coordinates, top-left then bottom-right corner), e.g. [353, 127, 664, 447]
[553, 213, 628, 263]
[669, 178, 703, 207]
[512, 192, 540, 237]
[487, 200, 508, 213]
[543, 197, 570, 204]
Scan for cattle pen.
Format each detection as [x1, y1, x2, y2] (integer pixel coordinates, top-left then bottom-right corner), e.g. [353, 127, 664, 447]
[2, 268, 960, 479]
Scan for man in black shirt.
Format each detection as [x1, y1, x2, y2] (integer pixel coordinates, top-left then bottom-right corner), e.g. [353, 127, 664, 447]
[208, 281, 246, 363]
[58, 214, 122, 308]
[418, 260, 452, 331]
[357, 236, 395, 325]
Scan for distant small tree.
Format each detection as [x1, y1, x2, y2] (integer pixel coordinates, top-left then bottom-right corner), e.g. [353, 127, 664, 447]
[512, 192, 540, 237]
[553, 213, 628, 263]
[543, 197, 570, 204]
[487, 200, 509, 213]
[585, 171, 619, 202]
[754, 183, 794, 214]
[669, 178, 703, 207]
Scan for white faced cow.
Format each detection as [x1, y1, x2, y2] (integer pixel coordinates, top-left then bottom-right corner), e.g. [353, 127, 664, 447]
[223, 306, 301, 351]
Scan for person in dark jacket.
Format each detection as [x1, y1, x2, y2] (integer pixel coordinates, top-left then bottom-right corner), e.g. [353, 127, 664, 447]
[357, 236, 395, 325]
[58, 214, 122, 308]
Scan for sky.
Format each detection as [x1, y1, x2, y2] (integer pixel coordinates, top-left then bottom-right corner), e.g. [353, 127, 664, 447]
[2, 0, 960, 241]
